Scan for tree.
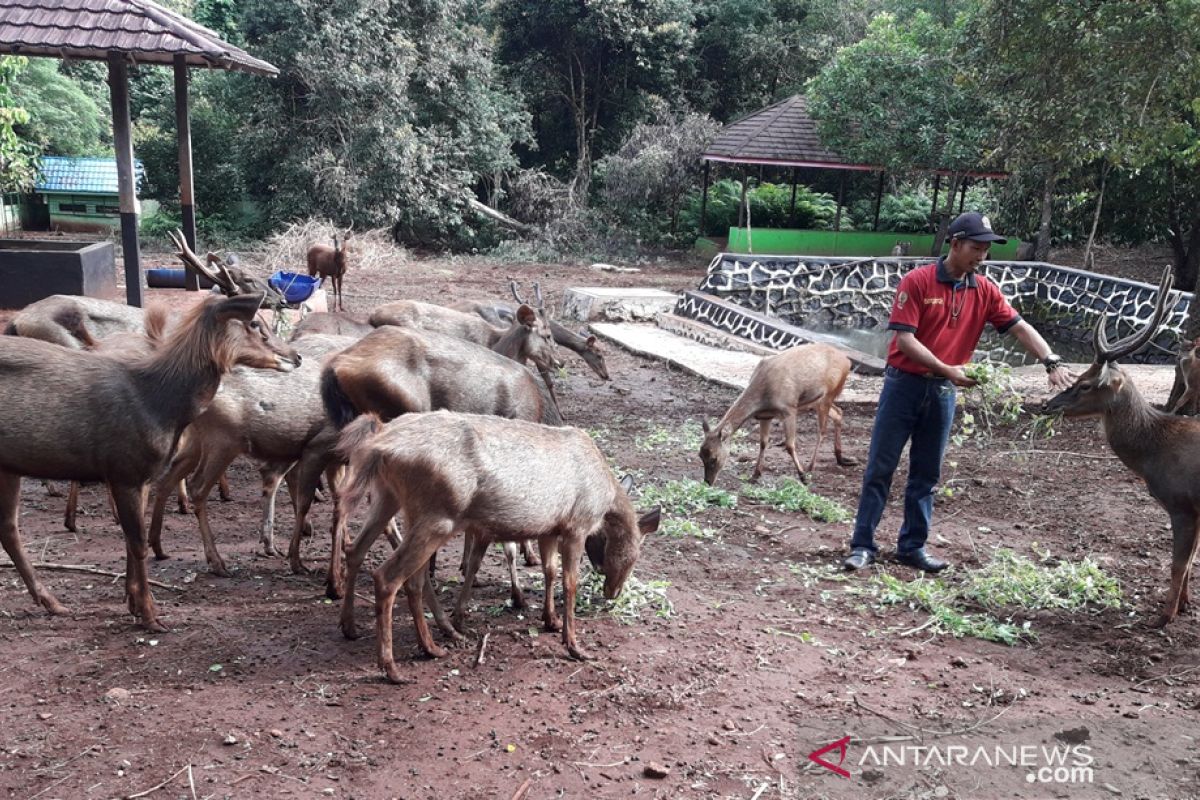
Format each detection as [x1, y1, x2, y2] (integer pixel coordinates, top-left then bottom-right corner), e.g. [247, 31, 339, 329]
[237, 0, 531, 245]
[493, 0, 695, 200]
[807, 9, 996, 253]
[10, 58, 108, 156]
[0, 56, 37, 192]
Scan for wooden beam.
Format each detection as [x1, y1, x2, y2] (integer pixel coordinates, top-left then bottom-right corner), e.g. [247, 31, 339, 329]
[788, 167, 798, 228]
[833, 172, 845, 232]
[958, 176, 969, 214]
[108, 53, 142, 307]
[872, 171, 885, 231]
[174, 55, 199, 291]
[698, 161, 711, 237]
[737, 168, 747, 229]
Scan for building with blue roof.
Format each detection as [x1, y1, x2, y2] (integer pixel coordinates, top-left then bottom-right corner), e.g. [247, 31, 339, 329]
[31, 156, 147, 233]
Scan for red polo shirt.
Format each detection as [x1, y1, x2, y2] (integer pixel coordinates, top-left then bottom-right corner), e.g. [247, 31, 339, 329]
[887, 258, 1021, 375]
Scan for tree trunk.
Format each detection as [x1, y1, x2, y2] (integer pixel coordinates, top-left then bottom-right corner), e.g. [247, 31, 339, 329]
[1083, 163, 1109, 270]
[1161, 209, 1200, 411]
[930, 174, 961, 255]
[1034, 169, 1057, 261]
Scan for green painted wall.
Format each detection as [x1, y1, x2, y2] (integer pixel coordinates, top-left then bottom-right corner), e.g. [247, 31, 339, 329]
[726, 227, 1022, 260]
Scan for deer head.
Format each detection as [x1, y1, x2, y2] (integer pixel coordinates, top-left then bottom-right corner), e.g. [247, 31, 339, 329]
[1044, 266, 1174, 418]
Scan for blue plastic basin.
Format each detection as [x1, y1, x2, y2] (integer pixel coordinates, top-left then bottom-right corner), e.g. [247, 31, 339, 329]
[268, 271, 319, 304]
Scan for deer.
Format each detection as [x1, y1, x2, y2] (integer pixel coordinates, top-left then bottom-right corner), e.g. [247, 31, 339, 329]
[1043, 266, 1200, 627]
[320, 325, 562, 627]
[289, 311, 375, 341]
[1170, 336, 1200, 415]
[368, 296, 565, 415]
[451, 281, 610, 381]
[0, 292, 301, 631]
[335, 410, 659, 682]
[700, 343, 859, 486]
[146, 334, 360, 589]
[306, 229, 351, 312]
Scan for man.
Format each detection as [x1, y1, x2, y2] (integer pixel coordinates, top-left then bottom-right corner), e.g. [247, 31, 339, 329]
[843, 212, 1074, 573]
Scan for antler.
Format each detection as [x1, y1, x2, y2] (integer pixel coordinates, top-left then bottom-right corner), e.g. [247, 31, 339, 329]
[205, 253, 239, 295]
[169, 230, 236, 294]
[1093, 265, 1175, 363]
[509, 279, 526, 305]
[533, 281, 544, 309]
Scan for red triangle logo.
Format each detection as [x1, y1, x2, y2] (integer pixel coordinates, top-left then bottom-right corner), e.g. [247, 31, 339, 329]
[808, 735, 851, 778]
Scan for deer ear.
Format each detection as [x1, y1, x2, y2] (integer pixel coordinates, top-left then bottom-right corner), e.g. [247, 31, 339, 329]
[637, 507, 661, 536]
[619, 474, 635, 493]
[701, 420, 711, 434]
[586, 336, 597, 347]
[215, 292, 265, 322]
[1096, 361, 1122, 388]
[516, 304, 536, 327]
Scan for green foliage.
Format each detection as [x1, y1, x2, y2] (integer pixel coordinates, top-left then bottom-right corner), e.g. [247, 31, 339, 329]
[739, 478, 851, 523]
[637, 479, 736, 515]
[576, 572, 674, 623]
[953, 362, 1024, 447]
[872, 572, 1028, 645]
[658, 518, 717, 540]
[0, 57, 37, 192]
[10, 59, 108, 156]
[679, 178, 841, 237]
[634, 419, 706, 453]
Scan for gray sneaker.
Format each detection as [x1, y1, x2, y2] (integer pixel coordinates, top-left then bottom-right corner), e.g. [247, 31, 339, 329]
[843, 548, 876, 571]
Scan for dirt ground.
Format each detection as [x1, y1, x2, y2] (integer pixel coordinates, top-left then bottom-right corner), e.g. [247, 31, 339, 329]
[1, 248, 1199, 800]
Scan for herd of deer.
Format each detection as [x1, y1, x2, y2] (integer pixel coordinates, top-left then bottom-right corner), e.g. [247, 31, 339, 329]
[0, 232, 1195, 681]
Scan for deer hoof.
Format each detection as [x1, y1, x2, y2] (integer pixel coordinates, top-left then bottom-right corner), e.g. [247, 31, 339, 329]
[325, 580, 344, 602]
[141, 617, 170, 634]
[1150, 613, 1175, 629]
[41, 595, 69, 616]
[523, 553, 541, 567]
[340, 620, 359, 640]
[290, 559, 311, 576]
[544, 614, 562, 633]
[209, 563, 232, 579]
[567, 643, 594, 662]
[837, 455, 859, 467]
[422, 643, 449, 659]
[382, 663, 409, 685]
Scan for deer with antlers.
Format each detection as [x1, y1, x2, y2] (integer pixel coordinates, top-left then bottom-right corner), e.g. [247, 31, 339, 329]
[1044, 266, 1200, 627]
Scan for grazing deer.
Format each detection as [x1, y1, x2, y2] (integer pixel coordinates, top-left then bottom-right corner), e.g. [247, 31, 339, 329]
[147, 334, 359, 588]
[700, 343, 858, 485]
[321, 326, 561, 617]
[0, 293, 301, 631]
[336, 411, 659, 682]
[1170, 336, 1200, 415]
[1043, 267, 1200, 627]
[369, 297, 564, 414]
[307, 231, 350, 312]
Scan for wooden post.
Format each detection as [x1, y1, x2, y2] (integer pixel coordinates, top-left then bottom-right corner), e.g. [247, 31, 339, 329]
[930, 175, 941, 230]
[833, 172, 845, 232]
[174, 55, 199, 291]
[698, 160, 711, 237]
[958, 176, 969, 214]
[737, 168, 747, 229]
[108, 53, 142, 307]
[788, 167, 798, 228]
[872, 171, 885, 231]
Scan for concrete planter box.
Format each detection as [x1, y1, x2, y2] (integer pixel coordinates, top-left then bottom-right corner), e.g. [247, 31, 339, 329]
[0, 239, 118, 308]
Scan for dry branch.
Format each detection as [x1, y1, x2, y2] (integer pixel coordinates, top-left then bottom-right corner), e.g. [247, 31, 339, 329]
[0, 562, 184, 592]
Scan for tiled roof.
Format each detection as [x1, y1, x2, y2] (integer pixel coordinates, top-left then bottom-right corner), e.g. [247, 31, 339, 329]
[704, 95, 867, 170]
[0, 0, 278, 76]
[35, 155, 144, 194]
[704, 95, 1007, 178]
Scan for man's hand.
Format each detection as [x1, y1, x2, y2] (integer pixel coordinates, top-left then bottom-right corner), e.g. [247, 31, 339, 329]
[1047, 364, 1075, 391]
[944, 366, 978, 388]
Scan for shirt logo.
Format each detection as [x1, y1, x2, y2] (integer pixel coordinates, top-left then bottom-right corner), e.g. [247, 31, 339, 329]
[924, 297, 944, 306]
[981, 215, 993, 231]
[896, 291, 908, 309]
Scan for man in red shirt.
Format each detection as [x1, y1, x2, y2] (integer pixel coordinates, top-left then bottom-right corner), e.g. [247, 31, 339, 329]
[844, 212, 1074, 572]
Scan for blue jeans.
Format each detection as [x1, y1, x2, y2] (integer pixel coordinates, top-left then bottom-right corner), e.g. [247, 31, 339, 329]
[850, 366, 957, 555]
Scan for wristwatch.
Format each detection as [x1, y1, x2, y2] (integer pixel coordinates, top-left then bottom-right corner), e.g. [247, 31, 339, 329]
[1041, 354, 1064, 373]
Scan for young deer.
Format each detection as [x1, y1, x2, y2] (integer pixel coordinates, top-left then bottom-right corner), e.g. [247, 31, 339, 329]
[336, 411, 658, 682]
[1044, 267, 1199, 627]
[700, 343, 858, 485]
[320, 326, 561, 607]
[0, 293, 301, 631]
[307, 232, 350, 311]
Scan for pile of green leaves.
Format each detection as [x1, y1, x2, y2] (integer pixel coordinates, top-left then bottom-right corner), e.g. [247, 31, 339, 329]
[576, 572, 674, 624]
[637, 479, 736, 515]
[739, 478, 851, 523]
[955, 362, 1025, 446]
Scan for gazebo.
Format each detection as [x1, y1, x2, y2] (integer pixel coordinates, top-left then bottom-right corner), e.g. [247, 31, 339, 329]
[0, 0, 278, 305]
[700, 94, 1007, 247]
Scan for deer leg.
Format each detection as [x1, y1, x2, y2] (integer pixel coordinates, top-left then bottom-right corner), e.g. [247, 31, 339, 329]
[373, 518, 455, 678]
[320, 462, 347, 597]
[190, 445, 241, 577]
[282, 468, 315, 541]
[339, 493, 400, 639]
[539, 367, 565, 421]
[217, 472, 232, 502]
[1155, 510, 1199, 627]
[806, 405, 828, 475]
[520, 538, 541, 566]
[540, 537, 561, 632]
[63, 481, 80, 533]
[280, 454, 325, 580]
[453, 531, 487, 631]
[781, 413, 809, 484]
[149, 444, 204, 560]
[751, 418, 771, 482]
[110, 483, 164, 632]
[1176, 519, 1200, 614]
[559, 537, 591, 661]
[0, 471, 67, 615]
[384, 517, 403, 548]
[413, 558, 463, 642]
[830, 403, 858, 466]
[42, 480, 64, 498]
[504, 541, 527, 610]
[175, 479, 190, 515]
[258, 461, 290, 558]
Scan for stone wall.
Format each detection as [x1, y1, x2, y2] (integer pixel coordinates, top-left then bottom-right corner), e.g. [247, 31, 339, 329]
[681, 254, 1189, 364]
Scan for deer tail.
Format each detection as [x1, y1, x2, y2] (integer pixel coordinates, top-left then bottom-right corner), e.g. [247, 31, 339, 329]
[321, 365, 359, 428]
[143, 306, 169, 344]
[336, 414, 385, 515]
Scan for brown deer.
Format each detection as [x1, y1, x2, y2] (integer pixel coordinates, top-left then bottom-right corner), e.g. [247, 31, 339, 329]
[369, 298, 564, 414]
[335, 411, 659, 682]
[0, 292, 301, 631]
[4, 294, 148, 347]
[1043, 266, 1199, 627]
[1170, 336, 1200, 415]
[700, 343, 858, 485]
[147, 334, 359, 588]
[306, 231, 350, 312]
[289, 311, 375, 341]
[321, 325, 562, 619]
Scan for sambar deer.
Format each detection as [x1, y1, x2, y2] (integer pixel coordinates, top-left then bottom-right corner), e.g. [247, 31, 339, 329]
[1170, 336, 1200, 414]
[0, 293, 301, 631]
[1043, 266, 1199, 627]
[700, 343, 858, 485]
[307, 231, 350, 312]
[335, 411, 658, 682]
[321, 326, 561, 611]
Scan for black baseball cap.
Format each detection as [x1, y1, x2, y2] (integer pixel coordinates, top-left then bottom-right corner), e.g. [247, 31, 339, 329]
[948, 211, 1007, 244]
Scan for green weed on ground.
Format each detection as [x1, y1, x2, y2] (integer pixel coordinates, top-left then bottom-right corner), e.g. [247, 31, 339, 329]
[634, 419, 706, 452]
[740, 478, 851, 523]
[658, 517, 717, 540]
[848, 548, 1123, 645]
[576, 572, 674, 623]
[637, 479, 736, 515]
